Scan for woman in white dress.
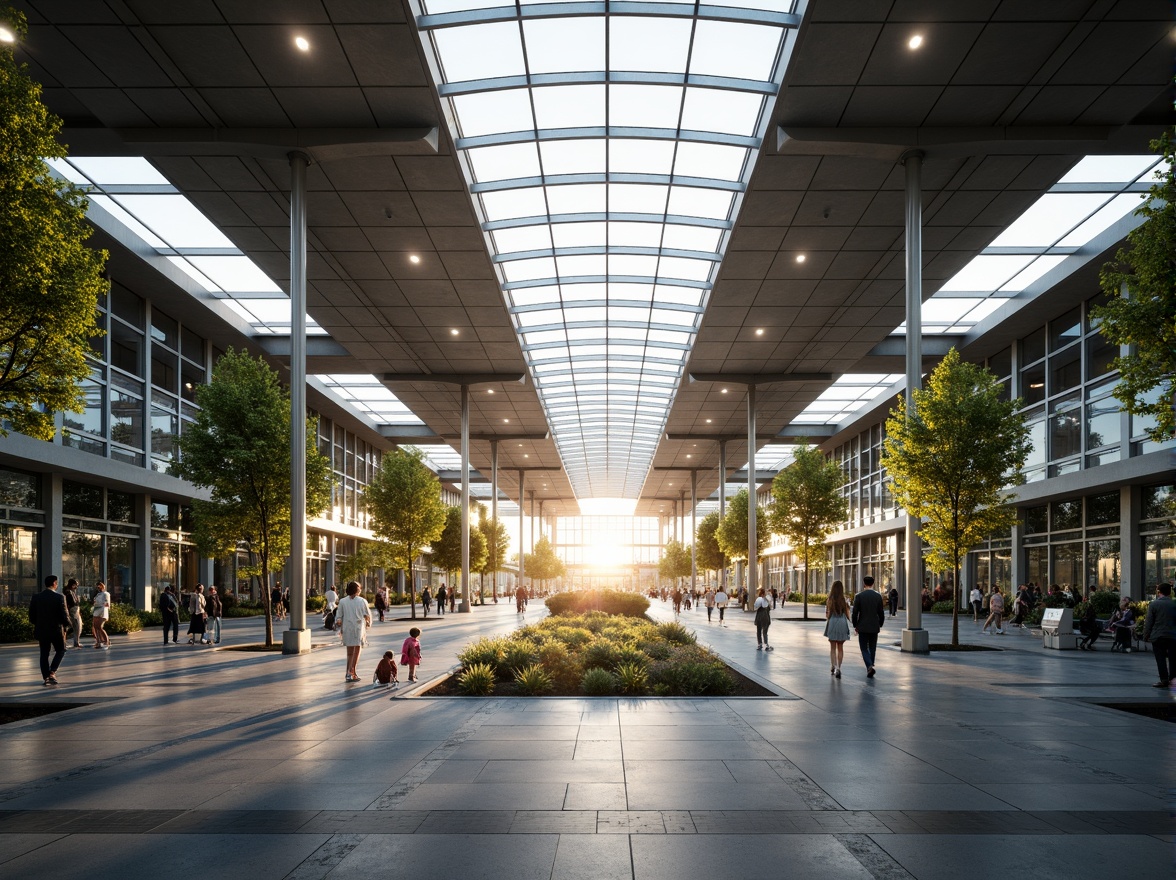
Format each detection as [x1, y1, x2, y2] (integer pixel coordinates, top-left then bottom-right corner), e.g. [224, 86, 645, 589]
[824, 580, 851, 679]
[335, 581, 371, 682]
[90, 581, 111, 649]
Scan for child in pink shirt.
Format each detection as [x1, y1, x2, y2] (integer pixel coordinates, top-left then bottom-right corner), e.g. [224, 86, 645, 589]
[400, 627, 422, 682]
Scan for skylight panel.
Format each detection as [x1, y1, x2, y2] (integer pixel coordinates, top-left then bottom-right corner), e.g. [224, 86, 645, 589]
[609, 183, 670, 215]
[989, 193, 1110, 248]
[166, 256, 219, 292]
[514, 308, 563, 328]
[690, 20, 783, 82]
[681, 88, 763, 136]
[66, 156, 169, 186]
[1056, 192, 1146, 247]
[922, 298, 982, 325]
[452, 90, 534, 138]
[433, 22, 525, 83]
[533, 84, 606, 129]
[661, 224, 722, 252]
[481, 187, 548, 221]
[658, 256, 714, 282]
[88, 195, 168, 249]
[186, 256, 283, 293]
[510, 286, 560, 307]
[609, 17, 692, 73]
[654, 284, 707, 306]
[503, 257, 557, 283]
[674, 143, 748, 181]
[546, 182, 606, 215]
[610, 254, 659, 276]
[999, 255, 1067, 293]
[667, 186, 733, 220]
[112, 195, 234, 248]
[1059, 155, 1158, 184]
[610, 282, 655, 302]
[540, 140, 606, 175]
[467, 142, 541, 182]
[551, 222, 606, 248]
[650, 307, 698, 327]
[610, 305, 652, 323]
[561, 283, 607, 301]
[938, 255, 1033, 292]
[493, 224, 553, 254]
[523, 16, 605, 73]
[609, 85, 684, 130]
[609, 139, 675, 175]
[558, 254, 607, 276]
[608, 221, 663, 248]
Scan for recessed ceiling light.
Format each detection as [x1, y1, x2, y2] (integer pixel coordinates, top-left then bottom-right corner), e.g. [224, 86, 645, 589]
[487, 389, 494, 394]
[409, 254, 421, 264]
[0, 26, 15, 43]
[755, 328, 764, 336]
[524, 454, 529, 458]
[796, 253, 806, 263]
[686, 454, 692, 459]
[706, 418, 712, 423]
[450, 328, 459, 335]
[294, 36, 310, 51]
[908, 34, 923, 50]
[720, 388, 728, 394]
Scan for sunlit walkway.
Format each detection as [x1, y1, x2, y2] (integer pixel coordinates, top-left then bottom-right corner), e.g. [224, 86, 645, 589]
[0, 602, 1172, 879]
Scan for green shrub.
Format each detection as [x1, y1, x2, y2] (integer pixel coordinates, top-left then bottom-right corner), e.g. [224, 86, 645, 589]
[611, 645, 648, 671]
[138, 609, 163, 627]
[514, 663, 554, 695]
[930, 600, 956, 614]
[105, 603, 143, 634]
[581, 667, 615, 696]
[1088, 590, 1121, 616]
[615, 661, 648, 695]
[581, 638, 618, 671]
[657, 620, 696, 645]
[653, 659, 733, 696]
[537, 642, 582, 691]
[389, 593, 411, 605]
[580, 611, 610, 633]
[306, 595, 326, 612]
[457, 662, 496, 695]
[458, 637, 506, 669]
[224, 606, 266, 618]
[1025, 607, 1044, 627]
[218, 591, 239, 612]
[0, 606, 34, 642]
[551, 626, 593, 649]
[499, 640, 539, 678]
[651, 683, 672, 697]
[639, 639, 672, 661]
[546, 589, 650, 617]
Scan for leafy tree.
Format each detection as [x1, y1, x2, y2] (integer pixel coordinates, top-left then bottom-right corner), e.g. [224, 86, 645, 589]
[771, 444, 847, 619]
[430, 504, 487, 602]
[882, 349, 1030, 646]
[658, 539, 692, 585]
[695, 510, 725, 581]
[476, 505, 510, 603]
[524, 535, 565, 590]
[716, 488, 769, 591]
[1090, 131, 1175, 442]
[0, 9, 108, 439]
[364, 446, 446, 619]
[174, 349, 333, 646]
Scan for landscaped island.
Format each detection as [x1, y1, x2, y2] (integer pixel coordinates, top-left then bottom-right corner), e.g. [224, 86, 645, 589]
[423, 589, 771, 697]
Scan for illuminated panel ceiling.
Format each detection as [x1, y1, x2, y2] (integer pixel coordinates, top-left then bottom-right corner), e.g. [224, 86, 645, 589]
[415, 0, 801, 501]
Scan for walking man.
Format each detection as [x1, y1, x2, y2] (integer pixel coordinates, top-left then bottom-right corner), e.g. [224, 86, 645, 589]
[29, 575, 70, 686]
[1143, 582, 1176, 688]
[714, 586, 729, 626]
[206, 586, 223, 644]
[435, 583, 447, 616]
[850, 575, 885, 678]
[704, 587, 716, 623]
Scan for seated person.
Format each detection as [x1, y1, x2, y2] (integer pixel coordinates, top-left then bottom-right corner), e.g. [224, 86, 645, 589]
[373, 650, 399, 687]
[1106, 599, 1136, 653]
[1077, 604, 1102, 650]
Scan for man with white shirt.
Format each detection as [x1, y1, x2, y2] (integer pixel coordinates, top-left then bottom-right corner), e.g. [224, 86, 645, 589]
[713, 587, 729, 627]
[324, 584, 339, 612]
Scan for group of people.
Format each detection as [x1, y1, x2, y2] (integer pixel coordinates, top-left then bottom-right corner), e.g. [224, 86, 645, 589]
[419, 583, 458, 617]
[331, 580, 423, 686]
[158, 582, 222, 645]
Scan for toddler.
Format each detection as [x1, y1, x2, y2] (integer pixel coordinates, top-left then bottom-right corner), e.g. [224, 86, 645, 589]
[373, 650, 399, 688]
[400, 627, 422, 682]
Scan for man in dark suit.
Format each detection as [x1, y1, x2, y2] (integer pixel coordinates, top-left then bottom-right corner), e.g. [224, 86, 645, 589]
[851, 575, 886, 678]
[29, 574, 70, 686]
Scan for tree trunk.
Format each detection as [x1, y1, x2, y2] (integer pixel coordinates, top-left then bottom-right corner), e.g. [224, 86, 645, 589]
[802, 538, 810, 620]
[261, 551, 273, 647]
[951, 553, 960, 647]
[408, 551, 417, 620]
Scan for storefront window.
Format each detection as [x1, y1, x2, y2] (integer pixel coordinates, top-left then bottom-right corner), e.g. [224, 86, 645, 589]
[62, 531, 103, 589]
[1084, 539, 1119, 591]
[0, 525, 39, 606]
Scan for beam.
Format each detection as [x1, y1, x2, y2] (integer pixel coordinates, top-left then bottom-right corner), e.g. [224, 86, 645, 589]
[867, 335, 963, 358]
[382, 373, 526, 387]
[725, 470, 779, 483]
[376, 425, 445, 443]
[254, 336, 351, 358]
[688, 372, 833, 386]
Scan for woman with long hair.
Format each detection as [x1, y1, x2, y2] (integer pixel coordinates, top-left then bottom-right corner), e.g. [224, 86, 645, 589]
[90, 581, 111, 650]
[335, 580, 371, 682]
[824, 580, 851, 679]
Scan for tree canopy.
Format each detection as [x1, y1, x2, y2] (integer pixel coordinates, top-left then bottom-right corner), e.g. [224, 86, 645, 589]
[430, 504, 487, 596]
[1090, 131, 1175, 442]
[364, 446, 446, 618]
[882, 348, 1030, 644]
[694, 510, 725, 576]
[174, 349, 333, 646]
[658, 539, 692, 583]
[0, 9, 108, 440]
[716, 487, 769, 572]
[771, 444, 846, 617]
[524, 535, 565, 585]
[476, 506, 511, 602]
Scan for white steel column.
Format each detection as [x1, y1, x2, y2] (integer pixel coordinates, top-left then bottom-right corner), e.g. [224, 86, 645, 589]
[747, 383, 757, 603]
[719, 439, 727, 590]
[901, 150, 929, 654]
[490, 439, 498, 602]
[690, 469, 697, 596]
[459, 384, 471, 613]
[284, 151, 311, 654]
[518, 470, 525, 591]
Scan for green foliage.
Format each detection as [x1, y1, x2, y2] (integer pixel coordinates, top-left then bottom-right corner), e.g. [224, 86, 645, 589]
[513, 663, 554, 695]
[0, 606, 33, 642]
[0, 10, 109, 440]
[930, 600, 956, 614]
[695, 510, 725, 575]
[430, 504, 487, 584]
[771, 444, 846, 611]
[364, 446, 446, 618]
[499, 640, 539, 678]
[580, 638, 619, 671]
[716, 488, 769, 564]
[524, 535, 567, 584]
[306, 595, 326, 612]
[138, 609, 163, 627]
[456, 662, 496, 696]
[545, 589, 650, 617]
[883, 349, 1030, 646]
[224, 605, 266, 618]
[537, 642, 582, 690]
[656, 620, 696, 645]
[105, 603, 143, 635]
[173, 349, 333, 646]
[1087, 590, 1122, 616]
[614, 661, 649, 695]
[649, 647, 734, 696]
[639, 639, 671, 661]
[611, 645, 648, 671]
[1091, 131, 1175, 442]
[458, 636, 507, 669]
[658, 539, 692, 582]
[787, 591, 828, 606]
[218, 591, 239, 613]
[581, 667, 616, 696]
[477, 508, 510, 578]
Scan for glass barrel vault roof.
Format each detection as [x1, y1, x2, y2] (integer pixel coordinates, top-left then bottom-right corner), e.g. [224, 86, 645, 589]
[414, 0, 801, 502]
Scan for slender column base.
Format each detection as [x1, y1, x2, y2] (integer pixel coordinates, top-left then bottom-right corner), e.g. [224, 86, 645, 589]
[901, 627, 930, 654]
[282, 628, 312, 655]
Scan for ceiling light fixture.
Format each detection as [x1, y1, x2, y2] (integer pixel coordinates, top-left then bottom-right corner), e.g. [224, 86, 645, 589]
[0, 26, 15, 43]
[908, 34, 923, 50]
[686, 454, 692, 458]
[294, 36, 310, 51]
[755, 328, 765, 336]
[796, 254, 807, 263]
[409, 254, 421, 264]
[503, 418, 510, 422]
[706, 419, 712, 424]
[721, 388, 728, 394]
[486, 389, 494, 394]
[450, 328, 459, 335]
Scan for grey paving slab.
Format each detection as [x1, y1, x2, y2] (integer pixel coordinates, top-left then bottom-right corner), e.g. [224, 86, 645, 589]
[622, 739, 779, 761]
[874, 833, 1175, 879]
[631, 833, 873, 880]
[573, 740, 623, 760]
[197, 782, 391, 811]
[330, 831, 559, 879]
[475, 758, 625, 783]
[620, 724, 737, 740]
[0, 832, 68, 863]
[564, 782, 628, 810]
[394, 782, 569, 811]
[819, 781, 1019, 812]
[467, 724, 581, 740]
[972, 782, 1172, 811]
[626, 781, 807, 811]
[0, 781, 231, 811]
[551, 834, 633, 880]
[403, 759, 485, 784]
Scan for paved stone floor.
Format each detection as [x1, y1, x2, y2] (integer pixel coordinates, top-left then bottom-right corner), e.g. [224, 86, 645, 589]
[0, 599, 1172, 879]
